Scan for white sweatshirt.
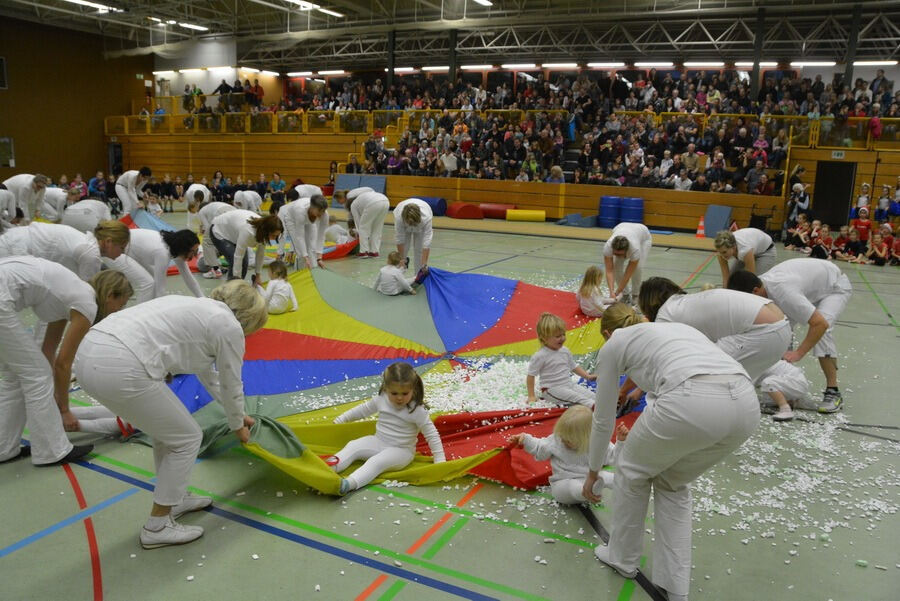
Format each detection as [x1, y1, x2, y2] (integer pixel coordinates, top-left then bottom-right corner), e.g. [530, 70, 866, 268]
[349, 189, 389, 223]
[126, 229, 203, 299]
[198, 201, 236, 234]
[185, 183, 212, 205]
[576, 286, 615, 317]
[589, 322, 747, 471]
[41, 188, 68, 223]
[334, 394, 445, 461]
[62, 199, 111, 231]
[294, 184, 324, 198]
[520, 434, 618, 483]
[527, 346, 578, 389]
[210, 209, 266, 278]
[325, 223, 353, 245]
[602, 222, 652, 261]
[91, 296, 248, 431]
[759, 259, 850, 326]
[393, 198, 434, 248]
[0, 222, 101, 280]
[256, 278, 297, 314]
[234, 190, 262, 213]
[734, 228, 773, 260]
[0, 256, 97, 323]
[115, 170, 145, 197]
[374, 264, 414, 295]
[655, 288, 773, 342]
[3, 174, 46, 221]
[0, 189, 16, 221]
[281, 198, 328, 257]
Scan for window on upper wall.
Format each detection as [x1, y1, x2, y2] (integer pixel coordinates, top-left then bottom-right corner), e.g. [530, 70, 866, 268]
[0, 57, 7, 89]
[0, 138, 14, 168]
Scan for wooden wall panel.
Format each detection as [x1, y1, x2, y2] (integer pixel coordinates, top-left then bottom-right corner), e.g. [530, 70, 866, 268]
[787, 149, 897, 210]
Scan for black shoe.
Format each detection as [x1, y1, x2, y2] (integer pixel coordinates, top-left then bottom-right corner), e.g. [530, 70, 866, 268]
[0, 445, 31, 464]
[36, 444, 94, 467]
[403, 257, 410, 270]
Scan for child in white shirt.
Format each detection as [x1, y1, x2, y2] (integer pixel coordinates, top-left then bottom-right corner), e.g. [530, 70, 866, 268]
[576, 265, 616, 317]
[756, 359, 816, 422]
[526, 312, 596, 407]
[253, 260, 297, 314]
[374, 251, 428, 296]
[328, 362, 445, 494]
[146, 197, 164, 217]
[509, 405, 630, 504]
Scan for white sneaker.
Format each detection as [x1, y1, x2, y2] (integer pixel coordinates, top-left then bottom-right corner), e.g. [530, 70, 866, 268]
[140, 516, 204, 549]
[171, 493, 213, 520]
[773, 407, 795, 422]
[202, 268, 221, 279]
[593, 544, 637, 578]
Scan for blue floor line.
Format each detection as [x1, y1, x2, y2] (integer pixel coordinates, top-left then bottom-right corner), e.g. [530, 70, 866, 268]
[75, 460, 499, 601]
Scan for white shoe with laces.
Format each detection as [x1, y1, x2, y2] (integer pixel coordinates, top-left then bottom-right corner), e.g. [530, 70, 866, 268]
[171, 493, 213, 520]
[140, 516, 203, 549]
[773, 407, 795, 422]
[593, 544, 637, 578]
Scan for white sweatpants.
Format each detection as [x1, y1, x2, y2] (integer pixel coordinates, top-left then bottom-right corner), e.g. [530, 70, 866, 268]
[199, 233, 219, 272]
[401, 232, 427, 272]
[0, 301, 73, 464]
[550, 472, 613, 504]
[727, 245, 777, 277]
[611, 239, 652, 297]
[115, 184, 140, 216]
[334, 434, 414, 491]
[608, 375, 758, 597]
[542, 382, 595, 408]
[758, 370, 810, 402]
[288, 213, 330, 267]
[71, 405, 122, 435]
[61, 211, 101, 234]
[74, 331, 201, 506]
[811, 275, 852, 358]
[715, 319, 792, 381]
[278, 205, 295, 257]
[357, 199, 390, 254]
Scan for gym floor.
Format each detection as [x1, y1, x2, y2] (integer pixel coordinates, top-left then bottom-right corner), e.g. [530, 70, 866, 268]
[1, 215, 897, 601]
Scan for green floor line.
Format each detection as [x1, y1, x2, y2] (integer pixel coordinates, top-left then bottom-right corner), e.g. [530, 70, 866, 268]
[84, 452, 550, 601]
[855, 266, 900, 331]
[377, 580, 409, 601]
[615, 557, 648, 601]
[681, 254, 715, 289]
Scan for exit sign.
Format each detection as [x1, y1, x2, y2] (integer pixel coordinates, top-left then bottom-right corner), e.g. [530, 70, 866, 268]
[136, 73, 143, 79]
[831, 150, 845, 159]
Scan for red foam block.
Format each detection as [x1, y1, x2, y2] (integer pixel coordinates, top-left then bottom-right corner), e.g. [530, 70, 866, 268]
[446, 202, 484, 220]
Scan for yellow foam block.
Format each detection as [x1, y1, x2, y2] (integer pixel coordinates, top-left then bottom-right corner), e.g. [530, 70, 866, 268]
[506, 209, 546, 222]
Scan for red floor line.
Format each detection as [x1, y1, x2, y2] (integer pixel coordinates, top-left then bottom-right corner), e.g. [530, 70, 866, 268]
[680, 253, 715, 288]
[354, 482, 485, 600]
[63, 464, 103, 601]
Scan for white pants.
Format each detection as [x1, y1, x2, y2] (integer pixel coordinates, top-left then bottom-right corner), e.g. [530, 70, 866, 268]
[609, 375, 758, 597]
[115, 184, 139, 216]
[278, 205, 295, 256]
[401, 232, 428, 272]
[71, 405, 121, 435]
[728, 246, 777, 277]
[811, 275, 852, 357]
[334, 434, 414, 490]
[288, 212, 330, 267]
[198, 233, 219, 272]
[550, 472, 613, 504]
[542, 382, 595, 408]
[357, 199, 390, 254]
[611, 240, 651, 297]
[758, 370, 810, 402]
[74, 331, 202, 506]
[0, 301, 73, 464]
[716, 319, 792, 381]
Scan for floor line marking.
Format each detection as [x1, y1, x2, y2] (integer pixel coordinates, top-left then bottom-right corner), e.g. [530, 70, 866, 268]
[62, 464, 104, 601]
[680, 253, 715, 289]
[855, 266, 900, 332]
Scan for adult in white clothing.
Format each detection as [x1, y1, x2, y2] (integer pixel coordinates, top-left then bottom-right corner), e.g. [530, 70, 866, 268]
[2, 173, 49, 222]
[728, 259, 852, 413]
[185, 183, 211, 207]
[334, 187, 390, 257]
[61, 198, 112, 233]
[125, 229, 203, 300]
[207, 210, 283, 281]
[278, 192, 329, 269]
[233, 190, 262, 214]
[114, 167, 152, 216]
[40, 187, 75, 223]
[294, 184, 324, 199]
[583, 304, 758, 601]
[394, 198, 433, 272]
[714, 228, 777, 287]
[0, 259, 132, 465]
[195, 201, 237, 275]
[0, 188, 18, 227]
[602, 222, 652, 302]
[73, 281, 267, 549]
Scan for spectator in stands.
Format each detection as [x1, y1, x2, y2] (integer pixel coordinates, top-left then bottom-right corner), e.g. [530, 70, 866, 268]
[681, 144, 701, 178]
[745, 160, 767, 193]
[690, 174, 711, 192]
[88, 171, 106, 202]
[268, 172, 286, 213]
[346, 155, 363, 174]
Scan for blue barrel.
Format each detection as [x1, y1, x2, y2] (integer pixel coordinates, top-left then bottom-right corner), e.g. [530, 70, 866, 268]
[598, 196, 621, 228]
[620, 197, 644, 224]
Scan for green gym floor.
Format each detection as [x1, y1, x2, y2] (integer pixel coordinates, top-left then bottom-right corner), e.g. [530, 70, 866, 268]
[1, 215, 898, 601]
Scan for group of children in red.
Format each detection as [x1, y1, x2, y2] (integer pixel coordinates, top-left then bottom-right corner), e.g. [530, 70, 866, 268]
[784, 182, 899, 266]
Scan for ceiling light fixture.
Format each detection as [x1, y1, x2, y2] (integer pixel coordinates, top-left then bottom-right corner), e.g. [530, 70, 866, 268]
[853, 60, 897, 66]
[634, 61, 674, 67]
[178, 68, 204, 73]
[461, 65, 493, 70]
[317, 7, 344, 17]
[542, 63, 578, 69]
[152, 70, 175, 75]
[286, 0, 318, 9]
[472, 0, 493, 5]
[735, 61, 778, 67]
[287, 71, 313, 76]
[261, 70, 280, 77]
[318, 69, 345, 75]
[501, 63, 537, 69]
[587, 62, 625, 68]
[422, 66, 449, 71]
[790, 61, 836, 67]
[60, 0, 121, 13]
[240, 67, 260, 73]
[683, 61, 725, 67]
[179, 22, 209, 31]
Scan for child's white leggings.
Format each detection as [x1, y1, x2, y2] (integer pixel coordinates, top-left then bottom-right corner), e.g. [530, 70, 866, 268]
[550, 472, 614, 504]
[543, 383, 595, 408]
[334, 435, 414, 491]
[71, 405, 121, 435]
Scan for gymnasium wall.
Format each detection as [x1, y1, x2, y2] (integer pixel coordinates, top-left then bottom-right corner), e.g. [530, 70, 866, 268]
[0, 18, 153, 181]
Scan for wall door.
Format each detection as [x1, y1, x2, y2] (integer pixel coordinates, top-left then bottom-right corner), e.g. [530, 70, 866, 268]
[814, 160, 856, 225]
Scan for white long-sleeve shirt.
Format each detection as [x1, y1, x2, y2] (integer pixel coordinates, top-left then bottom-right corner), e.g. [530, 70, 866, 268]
[126, 229, 203, 300]
[198, 201, 236, 234]
[733, 228, 773, 261]
[589, 322, 747, 471]
[348, 189, 389, 224]
[0, 256, 97, 323]
[62, 199, 111, 232]
[325, 223, 353, 245]
[184, 183, 212, 206]
[393, 198, 434, 248]
[256, 278, 297, 314]
[602, 222, 652, 261]
[294, 184, 324, 198]
[760, 259, 849, 326]
[527, 346, 578, 389]
[0, 189, 16, 222]
[210, 209, 266, 279]
[374, 264, 414, 295]
[656, 288, 772, 342]
[115, 170, 145, 198]
[234, 190, 263, 213]
[91, 296, 249, 430]
[3, 174, 46, 222]
[40, 188, 68, 223]
[0, 222, 102, 280]
[281, 198, 328, 258]
[520, 434, 618, 483]
[576, 286, 615, 317]
[334, 394, 445, 461]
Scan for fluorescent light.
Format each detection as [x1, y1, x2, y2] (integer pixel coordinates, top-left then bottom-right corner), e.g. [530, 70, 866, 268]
[634, 61, 674, 67]
[287, 71, 313, 76]
[209, 66, 234, 72]
[152, 70, 175, 75]
[167, 20, 176, 24]
[179, 22, 209, 31]
[286, 0, 319, 9]
[261, 70, 280, 77]
[60, 0, 121, 12]
[683, 61, 724, 67]
[148, 16, 161, 22]
[318, 69, 345, 75]
[313, 78, 325, 83]
[179, 68, 204, 73]
[240, 67, 260, 73]
[317, 7, 344, 17]
[853, 60, 898, 66]
[587, 62, 625, 68]
[422, 66, 449, 71]
[542, 63, 578, 69]
[461, 65, 493, 70]
[157, 23, 167, 27]
[384, 67, 415, 72]
[735, 61, 778, 67]
[502, 63, 536, 69]
[472, 0, 493, 5]
[790, 61, 836, 67]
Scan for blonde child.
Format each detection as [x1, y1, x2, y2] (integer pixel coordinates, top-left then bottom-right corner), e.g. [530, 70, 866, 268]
[374, 251, 428, 296]
[253, 260, 297, 314]
[526, 313, 596, 407]
[329, 362, 445, 494]
[866, 232, 889, 266]
[146, 196, 164, 217]
[509, 406, 629, 504]
[576, 265, 616, 317]
[756, 359, 817, 422]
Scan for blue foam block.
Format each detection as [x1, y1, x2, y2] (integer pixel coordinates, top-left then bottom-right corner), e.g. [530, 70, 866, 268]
[703, 205, 733, 238]
[418, 197, 447, 217]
